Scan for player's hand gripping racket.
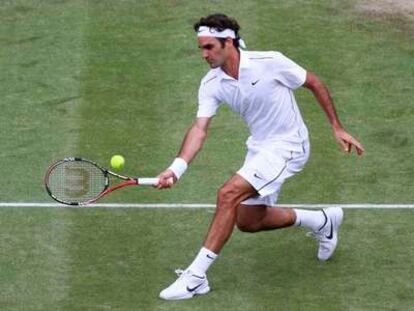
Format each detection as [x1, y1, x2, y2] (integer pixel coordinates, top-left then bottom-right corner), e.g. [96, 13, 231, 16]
[44, 157, 162, 206]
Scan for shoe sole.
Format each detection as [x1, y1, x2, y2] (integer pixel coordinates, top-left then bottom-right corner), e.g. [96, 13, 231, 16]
[159, 284, 210, 301]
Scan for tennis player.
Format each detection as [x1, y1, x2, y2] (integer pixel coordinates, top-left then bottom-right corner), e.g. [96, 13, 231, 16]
[157, 13, 364, 300]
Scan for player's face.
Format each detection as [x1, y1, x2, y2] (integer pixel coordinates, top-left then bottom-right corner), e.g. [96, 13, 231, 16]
[198, 37, 229, 68]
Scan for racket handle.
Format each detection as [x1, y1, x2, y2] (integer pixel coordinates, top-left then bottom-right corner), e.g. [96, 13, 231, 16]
[138, 178, 159, 185]
[137, 177, 174, 186]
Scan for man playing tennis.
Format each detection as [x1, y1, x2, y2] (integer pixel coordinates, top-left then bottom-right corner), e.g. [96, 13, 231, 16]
[157, 13, 364, 300]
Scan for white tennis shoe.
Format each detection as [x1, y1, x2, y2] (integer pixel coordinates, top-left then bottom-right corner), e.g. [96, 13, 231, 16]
[308, 207, 344, 261]
[159, 269, 210, 300]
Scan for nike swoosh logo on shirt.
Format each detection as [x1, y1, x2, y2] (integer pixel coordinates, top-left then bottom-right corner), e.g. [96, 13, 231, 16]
[187, 283, 204, 293]
[251, 79, 260, 85]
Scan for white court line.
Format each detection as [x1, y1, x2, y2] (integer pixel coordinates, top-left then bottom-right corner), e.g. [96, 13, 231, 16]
[0, 203, 414, 209]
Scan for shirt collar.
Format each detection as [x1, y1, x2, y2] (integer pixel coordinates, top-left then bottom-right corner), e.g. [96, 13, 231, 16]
[218, 49, 250, 81]
[239, 49, 251, 69]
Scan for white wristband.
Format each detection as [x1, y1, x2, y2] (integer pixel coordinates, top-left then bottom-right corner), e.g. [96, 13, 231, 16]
[168, 158, 188, 180]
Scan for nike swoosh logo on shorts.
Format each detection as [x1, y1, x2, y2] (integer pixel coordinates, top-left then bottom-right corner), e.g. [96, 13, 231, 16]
[251, 79, 260, 85]
[186, 283, 204, 293]
[254, 173, 264, 179]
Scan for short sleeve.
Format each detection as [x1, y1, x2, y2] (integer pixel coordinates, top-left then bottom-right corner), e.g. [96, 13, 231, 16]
[197, 80, 220, 118]
[273, 52, 307, 90]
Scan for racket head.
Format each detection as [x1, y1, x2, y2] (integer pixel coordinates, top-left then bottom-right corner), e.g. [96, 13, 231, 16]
[44, 157, 109, 206]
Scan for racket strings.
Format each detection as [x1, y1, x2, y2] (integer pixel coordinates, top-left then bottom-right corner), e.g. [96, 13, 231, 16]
[47, 161, 107, 203]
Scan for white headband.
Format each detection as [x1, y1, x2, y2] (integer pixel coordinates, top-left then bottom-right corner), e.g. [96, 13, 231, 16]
[197, 26, 236, 38]
[197, 26, 246, 49]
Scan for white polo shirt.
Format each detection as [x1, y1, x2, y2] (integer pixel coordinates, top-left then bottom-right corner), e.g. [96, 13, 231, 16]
[197, 50, 309, 151]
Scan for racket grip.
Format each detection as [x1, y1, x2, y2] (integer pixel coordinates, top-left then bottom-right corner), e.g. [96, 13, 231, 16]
[138, 178, 159, 186]
[137, 177, 174, 186]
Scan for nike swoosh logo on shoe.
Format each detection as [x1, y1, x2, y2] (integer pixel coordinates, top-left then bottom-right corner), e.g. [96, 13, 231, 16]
[325, 222, 333, 240]
[187, 283, 204, 293]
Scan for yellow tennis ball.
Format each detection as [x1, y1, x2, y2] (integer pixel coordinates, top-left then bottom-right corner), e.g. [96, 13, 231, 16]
[110, 155, 125, 170]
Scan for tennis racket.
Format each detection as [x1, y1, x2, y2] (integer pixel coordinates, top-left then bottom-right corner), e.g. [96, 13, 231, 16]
[44, 157, 162, 206]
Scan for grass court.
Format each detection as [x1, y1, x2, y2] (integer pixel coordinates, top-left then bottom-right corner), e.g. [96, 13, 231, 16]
[1, 0, 413, 310]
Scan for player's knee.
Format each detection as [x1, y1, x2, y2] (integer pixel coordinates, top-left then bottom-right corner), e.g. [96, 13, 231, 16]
[217, 184, 240, 208]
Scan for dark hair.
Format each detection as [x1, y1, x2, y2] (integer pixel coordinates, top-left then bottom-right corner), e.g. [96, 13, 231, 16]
[193, 13, 241, 48]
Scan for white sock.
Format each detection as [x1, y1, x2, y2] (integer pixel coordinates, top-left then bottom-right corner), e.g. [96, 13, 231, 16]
[294, 209, 327, 232]
[187, 247, 218, 275]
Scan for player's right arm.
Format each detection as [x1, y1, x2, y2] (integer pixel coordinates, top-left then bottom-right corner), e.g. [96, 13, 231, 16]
[157, 117, 212, 189]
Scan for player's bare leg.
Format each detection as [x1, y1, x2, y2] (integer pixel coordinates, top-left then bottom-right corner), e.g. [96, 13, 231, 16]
[236, 204, 296, 232]
[159, 175, 257, 300]
[203, 174, 258, 253]
[236, 204, 344, 261]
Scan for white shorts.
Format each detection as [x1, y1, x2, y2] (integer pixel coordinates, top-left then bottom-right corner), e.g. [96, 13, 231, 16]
[237, 140, 310, 206]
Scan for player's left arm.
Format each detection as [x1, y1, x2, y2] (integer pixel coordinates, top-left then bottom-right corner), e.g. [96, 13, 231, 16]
[303, 71, 365, 156]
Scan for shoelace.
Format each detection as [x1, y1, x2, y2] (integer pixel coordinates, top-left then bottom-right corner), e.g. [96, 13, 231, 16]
[174, 268, 205, 280]
[175, 269, 185, 277]
[306, 218, 330, 242]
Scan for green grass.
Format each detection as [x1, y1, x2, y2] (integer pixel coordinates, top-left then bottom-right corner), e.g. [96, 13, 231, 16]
[1, 208, 414, 310]
[1, 0, 413, 203]
[1, 0, 413, 310]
